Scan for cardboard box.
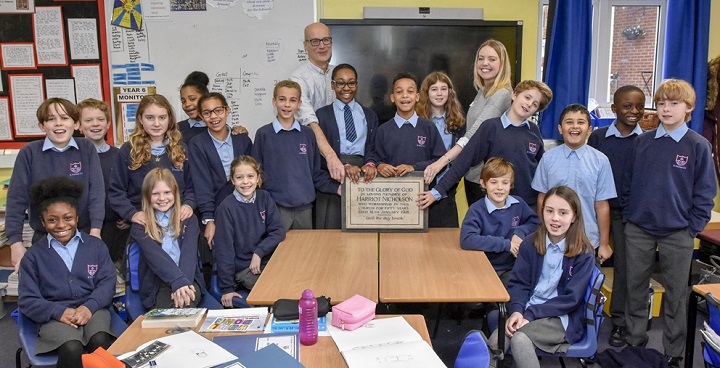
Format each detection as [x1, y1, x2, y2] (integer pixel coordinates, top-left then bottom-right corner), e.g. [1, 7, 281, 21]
[601, 267, 664, 318]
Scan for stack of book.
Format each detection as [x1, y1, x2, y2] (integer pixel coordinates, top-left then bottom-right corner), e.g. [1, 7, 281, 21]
[270, 314, 326, 333]
[5, 271, 18, 296]
[141, 308, 206, 328]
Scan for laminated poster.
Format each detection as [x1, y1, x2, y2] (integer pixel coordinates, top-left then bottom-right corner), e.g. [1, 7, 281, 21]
[45, 79, 76, 103]
[33, 6, 68, 66]
[71, 64, 103, 102]
[0, 0, 34, 13]
[112, 0, 143, 31]
[0, 97, 12, 141]
[0, 43, 36, 69]
[68, 18, 99, 60]
[9, 74, 45, 137]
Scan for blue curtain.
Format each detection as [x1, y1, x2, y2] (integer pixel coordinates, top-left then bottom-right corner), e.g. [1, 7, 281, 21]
[539, 0, 593, 139]
[662, 0, 710, 133]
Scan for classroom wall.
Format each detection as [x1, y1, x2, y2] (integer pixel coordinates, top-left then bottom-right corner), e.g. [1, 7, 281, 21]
[318, 0, 539, 82]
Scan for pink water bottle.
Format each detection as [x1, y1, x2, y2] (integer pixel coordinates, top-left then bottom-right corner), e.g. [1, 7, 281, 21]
[299, 289, 318, 346]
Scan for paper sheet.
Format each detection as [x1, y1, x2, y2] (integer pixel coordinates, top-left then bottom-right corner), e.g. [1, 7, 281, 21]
[0, 0, 34, 13]
[45, 79, 76, 103]
[0, 43, 36, 69]
[9, 75, 45, 136]
[71, 64, 103, 102]
[0, 98, 12, 141]
[118, 331, 236, 368]
[33, 6, 67, 66]
[68, 18, 99, 60]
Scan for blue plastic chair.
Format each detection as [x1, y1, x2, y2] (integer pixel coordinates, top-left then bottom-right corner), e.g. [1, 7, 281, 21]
[487, 265, 606, 368]
[703, 293, 720, 367]
[209, 263, 251, 308]
[125, 242, 223, 322]
[15, 307, 127, 368]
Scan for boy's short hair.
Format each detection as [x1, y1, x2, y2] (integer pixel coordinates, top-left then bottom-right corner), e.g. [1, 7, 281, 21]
[77, 98, 110, 120]
[392, 72, 418, 89]
[480, 157, 515, 185]
[37, 98, 79, 124]
[613, 85, 644, 105]
[513, 80, 553, 112]
[273, 80, 302, 98]
[654, 78, 696, 122]
[558, 103, 591, 124]
[332, 63, 357, 80]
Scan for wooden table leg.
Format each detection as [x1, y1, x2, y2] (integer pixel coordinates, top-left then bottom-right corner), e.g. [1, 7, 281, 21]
[432, 303, 443, 339]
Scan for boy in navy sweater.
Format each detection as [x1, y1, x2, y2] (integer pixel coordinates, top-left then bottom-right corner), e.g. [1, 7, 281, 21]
[252, 80, 340, 231]
[370, 72, 447, 227]
[587, 85, 645, 347]
[460, 157, 539, 286]
[7, 98, 104, 273]
[621, 79, 716, 366]
[419, 80, 553, 210]
[78, 98, 129, 265]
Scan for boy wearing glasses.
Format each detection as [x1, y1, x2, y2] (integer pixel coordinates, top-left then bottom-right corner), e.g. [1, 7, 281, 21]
[252, 80, 340, 232]
[188, 92, 252, 246]
[314, 63, 379, 229]
[290, 22, 348, 185]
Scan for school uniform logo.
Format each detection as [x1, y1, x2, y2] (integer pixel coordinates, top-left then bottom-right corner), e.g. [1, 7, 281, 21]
[528, 142, 537, 153]
[260, 210, 266, 223]
[299, 144, 307, 155]
[511, 216, 520, 227]
[70, 162, 82, 175]
[87, 264, 98, 278]
[417, 136, 426, 147]
[673, 154, 689, 170]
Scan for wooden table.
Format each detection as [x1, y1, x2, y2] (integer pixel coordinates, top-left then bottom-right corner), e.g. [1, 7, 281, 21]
[246, 230, 379, 305]
[705, 211, 720, 231]
[685, 283, 720, 368]
[108, 314, 430, 368]
[379, 229, 509, 303]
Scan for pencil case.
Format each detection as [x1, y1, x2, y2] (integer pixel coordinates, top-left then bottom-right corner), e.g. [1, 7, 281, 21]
[273, 296, 331, 321]
[331, 294, 376, 331]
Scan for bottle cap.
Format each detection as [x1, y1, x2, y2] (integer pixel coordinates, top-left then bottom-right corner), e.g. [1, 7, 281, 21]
[302, 289, 315, 299]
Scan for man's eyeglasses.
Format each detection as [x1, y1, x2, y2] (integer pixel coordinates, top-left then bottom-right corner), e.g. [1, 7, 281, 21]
[333, 80, 357, 89]
[201, 106, 227, 118]
[305, 37, 332, 46]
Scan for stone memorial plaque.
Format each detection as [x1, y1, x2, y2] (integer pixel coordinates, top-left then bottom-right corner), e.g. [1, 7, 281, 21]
[342, 172, 428, 232]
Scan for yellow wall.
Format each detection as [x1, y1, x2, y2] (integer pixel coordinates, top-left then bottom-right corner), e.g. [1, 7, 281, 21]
[711, 0, 720, 60]
[319, 0, 540, 82]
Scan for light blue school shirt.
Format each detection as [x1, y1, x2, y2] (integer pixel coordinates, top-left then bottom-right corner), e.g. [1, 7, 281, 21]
[531, 144, 616, 248]
[432, 113, 453, 151]
[188, 118, 206, 128]
[42, 137, 78, 152]
[655, 122, 689, 142]
[393, 112, 419, 128]
[151, 144, 166, 155]
[500, 111, 530, 129]
[485, 195, 520, 213]
[96, 142, 111, 153]
[605, 120, 643, 138]
[527, 236, 568, 330]
[156, 210, 180, 266]
[272, 118, 302, 133]
[209, 127, 234, 180]
[233, 190, 256, 203]
[333, 99, 368, 155]
[48, 231, 83, 272]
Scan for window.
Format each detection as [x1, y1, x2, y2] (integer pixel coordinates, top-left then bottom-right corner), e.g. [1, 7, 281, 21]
[537, 0, 666, 108]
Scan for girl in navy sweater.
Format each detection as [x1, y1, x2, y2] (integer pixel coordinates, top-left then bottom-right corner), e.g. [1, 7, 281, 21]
[178, 71, 210, 144]
[188, 92, 252, 246]
[489, 186, 593, 368]
[213, 156, 285, 307]
[131, 168, 205, 309]
[109, 94, 195, 228]
[19, 177, 115, 368]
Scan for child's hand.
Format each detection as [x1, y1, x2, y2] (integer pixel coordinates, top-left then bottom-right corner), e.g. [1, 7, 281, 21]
[204, 221, 216, 247]
[10, 242, 26, 273]
[221, 292, 245, 308]
[71, 306, 92, 326]
[116, 219, 130, 230]
[250, 254, 262, 274]
[336, 185, 342, 196]
[362, 164, 377, 183]
[231, 125, 248, 135]
[346, 165, 362, 184]
[131, 212, 147, 225]
[60, 308, 79, 328]
[171, 284, 197, 308]
[396, 164, 414, 176]
[90, 228, 102, 239]
[423, 160, 446, 185]
[597, 243, 613, 264]
[505, 312, 529, 337]
[378, 164, 397, 177]
[179, 205, 193, 221]
[416, 191, 437, 210]
[510, 235, 523, 257]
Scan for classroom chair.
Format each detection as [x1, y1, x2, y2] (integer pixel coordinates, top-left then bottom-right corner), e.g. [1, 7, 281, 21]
[208, 263, 251, 308]
[124, 242, 223, 322]
[15, 307, 127, 368]
[487, 266, 606, 368]
[703, 293, 720, 367]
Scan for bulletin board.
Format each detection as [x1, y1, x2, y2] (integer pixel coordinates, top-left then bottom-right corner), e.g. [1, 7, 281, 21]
[0, 0, 112, 148]
[105, 0, 315, 142]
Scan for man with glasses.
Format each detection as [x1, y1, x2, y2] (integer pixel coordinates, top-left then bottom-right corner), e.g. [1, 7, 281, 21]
[290, 22, 346, 183]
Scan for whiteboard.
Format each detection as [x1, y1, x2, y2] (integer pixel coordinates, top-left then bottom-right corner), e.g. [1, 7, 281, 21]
[105, 0, 314, 139]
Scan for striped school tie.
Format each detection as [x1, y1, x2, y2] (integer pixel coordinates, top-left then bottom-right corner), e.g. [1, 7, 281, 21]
[344, 104, 357, 142]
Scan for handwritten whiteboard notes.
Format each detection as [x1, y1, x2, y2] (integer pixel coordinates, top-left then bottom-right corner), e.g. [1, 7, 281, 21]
[9, 74, 45, 137]
[124, 28, 150, 63]
[211, 73, 241, 126]
[0, 98, 12, 141]
[68, 19, 99, 60]
[144, 0, 172, 21]
[46, 79, 76, 103]
[0, 0, 34, 13]
[71, 64, 103, 102]
[262, 39, 281, 66]
[242, 0, 272, 19]
[296, 48, 307, 62]
[0, 43, 36, 69]
[33, 6, 67, 66]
